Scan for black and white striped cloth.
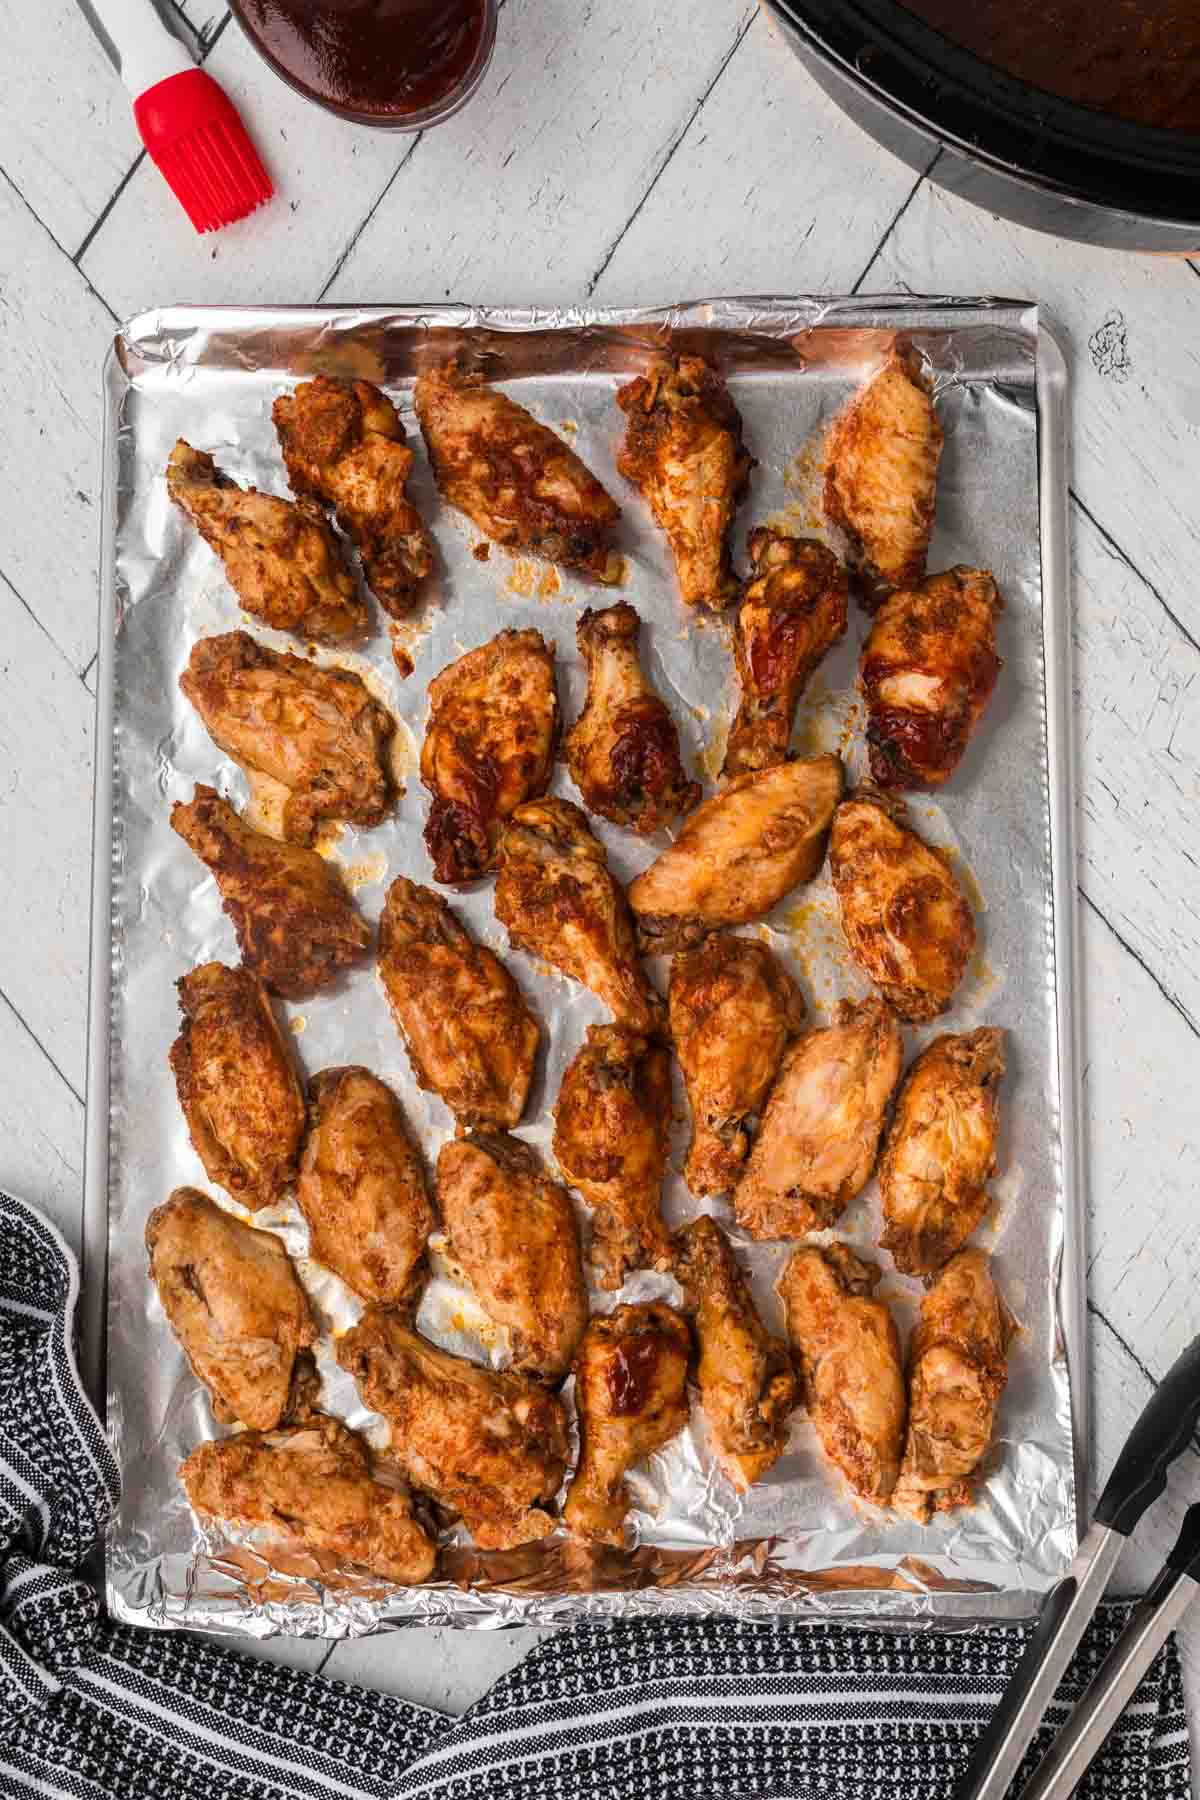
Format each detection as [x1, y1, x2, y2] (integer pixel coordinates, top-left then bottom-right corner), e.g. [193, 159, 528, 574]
[1, 1184, 1191, 1800]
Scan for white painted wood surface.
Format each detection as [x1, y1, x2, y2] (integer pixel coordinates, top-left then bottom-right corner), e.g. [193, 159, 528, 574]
[3, 0, 1199, 1736]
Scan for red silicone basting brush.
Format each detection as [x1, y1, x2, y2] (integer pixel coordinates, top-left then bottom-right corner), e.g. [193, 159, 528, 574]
[74, 0, 273, 233]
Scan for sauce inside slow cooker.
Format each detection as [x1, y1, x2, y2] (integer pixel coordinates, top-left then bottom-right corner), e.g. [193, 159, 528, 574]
[236, 0, 488, 118]
[899, 0, 1200, 131]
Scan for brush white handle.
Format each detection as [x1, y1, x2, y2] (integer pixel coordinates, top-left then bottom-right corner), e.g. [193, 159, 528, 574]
[74, 0, 195, 96]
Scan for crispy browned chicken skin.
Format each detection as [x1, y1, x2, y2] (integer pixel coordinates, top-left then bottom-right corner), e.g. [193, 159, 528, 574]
[669, 934, 807, 1198]
[436, 1133, 588, 1383]
[879, 1029, 1005, 1276]
[273, 375, 435, 617]
[629, 754, 844, 954]
[298, 1067, 434, 1305]
[674, 1216, 797, 1492]
[734, 997, 903, 1240]
[180, 631, 393, 846]
[860, 566, 1003, 790]
[414, 359, 621, 580]
[724, 530, 849, 777]
[830, 786, 975, 1021]
[552, 1024, 673, 1291]
[824, 346, 943, 610]
[171, 785, 371, 999]
[147, 1187, 315, 1430]
[779, 1243, 905, 1505]
[495, 797, 667, 1037]
[565, 601, 699, 833]
[563, 1302, 692, 1546]
[616, 355, 752, 611]
[166, 439, 366, 644]
[169, 962, 305, 1210]
[338, 1306, 570, 1549]
[181, 1414, 438, 1585]
[421, 628, 558, 885]
[378, 877, 539, 1131]
[893, 1249, 1011, 1523]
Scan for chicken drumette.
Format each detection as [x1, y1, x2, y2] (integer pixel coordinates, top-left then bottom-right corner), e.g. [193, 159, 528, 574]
[563, 1302, 692, 1546]
[378, 877, 539, 1131]
[674, 1216, 797, 1492]
[893, 1249, 1011, 1523]
[779, 1243, 905, 1505]
[180, 631, 393, 846]
[495, 797, 666, 1037]
[147, 1187, 315, 1430]
[628, 754, 844, 954]
[879, 1029, 1005, 1277]
[166, 439, 366, 643]
[436, 1133, 588, 1383]
[860, 566, 1003, 790]
[723, 530, 849, 777]
[669, 933, 807, 1198]
[298, 1066, 434, 1305]
[565, 600, 699, 833]
[272, 375, 435, 616]
[414, 359, 621, 580]
[420, 628, 558, 885]
[181, 1414, 438, 1585]
[171, 785, 371, 999]
[616, 354, 752, 611]
[552, 1024, 673, 1290]
[734, 997, 903, 1240]
[338, 1307, 570, 1549]
[169, 962, 305, 1210]
[830, 786, 975, 1021]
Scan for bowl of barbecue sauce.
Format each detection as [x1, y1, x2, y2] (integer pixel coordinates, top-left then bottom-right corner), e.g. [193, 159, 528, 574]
[230, 0, 497, 129]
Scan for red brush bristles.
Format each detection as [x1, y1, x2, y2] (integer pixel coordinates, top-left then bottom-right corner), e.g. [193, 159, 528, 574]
[133, 69, 273, 234]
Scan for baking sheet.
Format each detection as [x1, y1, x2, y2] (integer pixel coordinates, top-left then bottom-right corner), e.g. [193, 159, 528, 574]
[88, 298, 1082, 1637]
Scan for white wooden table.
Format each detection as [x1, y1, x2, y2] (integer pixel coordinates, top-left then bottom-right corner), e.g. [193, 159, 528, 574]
[3, 0, 1200, 1735]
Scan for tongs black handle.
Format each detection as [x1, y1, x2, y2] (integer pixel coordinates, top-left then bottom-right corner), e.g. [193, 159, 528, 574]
[1093, 1334, 1200, 1532]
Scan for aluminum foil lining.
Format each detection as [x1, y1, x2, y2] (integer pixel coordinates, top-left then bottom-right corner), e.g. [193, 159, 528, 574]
[99, 297, 1078, 1639]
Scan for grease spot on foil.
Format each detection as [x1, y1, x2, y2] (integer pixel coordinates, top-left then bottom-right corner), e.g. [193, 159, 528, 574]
[506, 558, 537, 598]
[289, 1015, 306, 1036]
[337, 853, 389, 893]
[697, 709, 731, 780]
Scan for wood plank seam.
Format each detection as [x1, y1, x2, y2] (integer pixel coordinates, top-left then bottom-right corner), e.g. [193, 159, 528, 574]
[1, 567, 89, 682]
[1072, 490, 1200, 657]
[1079, 889, 1199, 1039]
[316, 133, 428, 302]
[0, 165, 120, 325]
[851, 147, 943, 293]
[0, 985, 85, 1110]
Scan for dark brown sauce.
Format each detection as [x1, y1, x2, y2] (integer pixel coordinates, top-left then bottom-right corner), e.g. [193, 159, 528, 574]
[607, 1335, 661, 1416]
[234, 0, 488, 119]
[899, 0, 1200, 132]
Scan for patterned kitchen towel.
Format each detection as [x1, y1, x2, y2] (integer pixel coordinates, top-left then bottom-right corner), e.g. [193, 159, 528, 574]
[0, 1183, 1191, 1800]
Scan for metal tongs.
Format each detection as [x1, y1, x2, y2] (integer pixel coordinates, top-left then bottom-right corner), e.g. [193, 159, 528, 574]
[954, 1333, 1200, 1800]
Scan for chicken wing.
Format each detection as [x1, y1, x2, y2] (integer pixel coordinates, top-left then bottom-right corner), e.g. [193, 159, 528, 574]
[616, 354, 752, 611]
[893, 1248, 1011, 1523]
[414, 359, 621, 580]
[166, 439, 366, 643]
[628, 753, 844, 954]
[181, 1414, 438, 1584]
[495, 797, 666, 1037]
[169, 962, 305, 1210]
[180, 631, 393, 846]
[723, 530, 849, 777]
[298, 1067, 434, 1305]
[674, 1216, 797, 1491]
[734, 997, 903, 1240]
[565, 600, 699, 834]
[272, 375, 435, 616]
[860, 566, 1003, 790]
[879, 1029, 1005, 1276]
[338, 1307, 569, 1549]
[171, 784, 371, 999]
[823, 346, 943, 610]
[779, 1243, 905, 1504]
[562, 1302, 692, 1546]
[146, 1187, 315, 1429]
[552, 1024, 673, 1290]
[421, 628, 558, 885]
[669, 933, 807, 1198]
[829, 785, 975, 1021]
[436, 1133, 588, 1383]
[378, 877, 539, 1131]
